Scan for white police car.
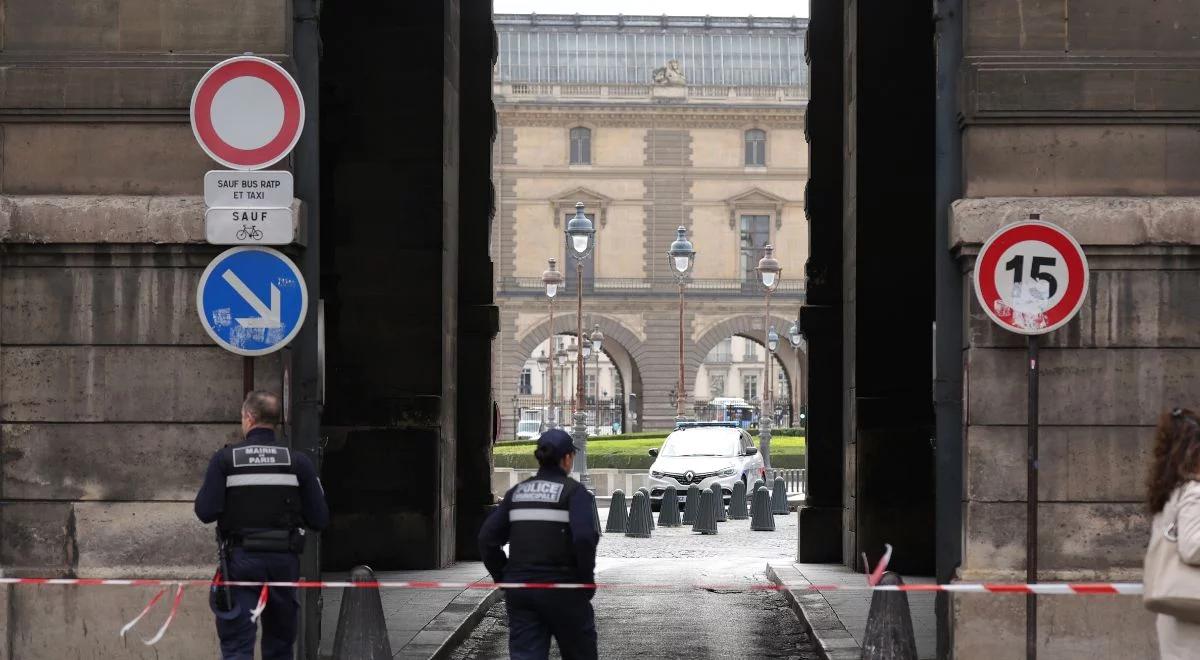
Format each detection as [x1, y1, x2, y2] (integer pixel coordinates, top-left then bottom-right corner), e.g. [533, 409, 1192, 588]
[646, 422, 765, 510]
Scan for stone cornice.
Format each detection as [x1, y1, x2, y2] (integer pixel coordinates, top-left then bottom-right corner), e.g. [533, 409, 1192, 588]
[0, 195, 306, 246]
[495, 165, 808, 179]
[497, 104, 806, 129]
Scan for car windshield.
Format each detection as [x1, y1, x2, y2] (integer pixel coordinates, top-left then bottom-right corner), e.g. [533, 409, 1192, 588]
[659, 433, 739, 457]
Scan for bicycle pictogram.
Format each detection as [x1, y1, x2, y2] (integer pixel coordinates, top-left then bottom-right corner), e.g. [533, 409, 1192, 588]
[235, 225, 264, 241]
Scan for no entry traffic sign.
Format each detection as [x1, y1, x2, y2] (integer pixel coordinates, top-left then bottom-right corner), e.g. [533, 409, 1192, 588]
[190, 56, 304, 171]
[973, 220, 1089, 335]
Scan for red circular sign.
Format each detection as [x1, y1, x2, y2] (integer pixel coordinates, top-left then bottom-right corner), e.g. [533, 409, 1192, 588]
[190, 56, 304, 171]
[973, 220, 1089, 335]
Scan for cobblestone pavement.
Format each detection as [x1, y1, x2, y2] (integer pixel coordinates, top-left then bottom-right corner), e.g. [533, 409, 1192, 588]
[451, 508, 819, 659]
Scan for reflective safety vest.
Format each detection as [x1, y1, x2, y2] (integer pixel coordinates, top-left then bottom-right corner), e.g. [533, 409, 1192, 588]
[505, 470, 581, 581]
[217, 441, 303, 537]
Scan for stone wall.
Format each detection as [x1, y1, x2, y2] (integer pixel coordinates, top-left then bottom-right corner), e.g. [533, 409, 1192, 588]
[0, 2, 296, 655]
[950, 199, 1200, 656]
[950, 2, 1200, 654]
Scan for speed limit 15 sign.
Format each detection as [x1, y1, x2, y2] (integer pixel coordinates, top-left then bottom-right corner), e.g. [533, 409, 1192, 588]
[973, 220, 1089, 335]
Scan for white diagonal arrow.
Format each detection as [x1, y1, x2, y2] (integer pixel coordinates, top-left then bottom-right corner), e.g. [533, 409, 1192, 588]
[221, 269, 282, 329]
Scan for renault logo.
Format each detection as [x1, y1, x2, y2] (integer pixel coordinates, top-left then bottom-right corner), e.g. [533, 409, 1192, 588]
[684, 471, 695, 483]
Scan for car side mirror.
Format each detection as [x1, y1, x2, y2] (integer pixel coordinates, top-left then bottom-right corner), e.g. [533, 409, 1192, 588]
[648, 448, 659, 457]
[744, 446, 758, 456]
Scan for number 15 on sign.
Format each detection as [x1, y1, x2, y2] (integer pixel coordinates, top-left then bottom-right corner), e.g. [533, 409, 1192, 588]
[973, 220, 1089, 336]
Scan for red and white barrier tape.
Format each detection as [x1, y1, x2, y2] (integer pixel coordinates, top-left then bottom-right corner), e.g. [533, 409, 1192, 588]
[0, 577, 1145, 595]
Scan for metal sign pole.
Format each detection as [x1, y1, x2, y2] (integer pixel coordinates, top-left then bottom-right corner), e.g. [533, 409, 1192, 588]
[1027, 335, 1039, 660]
[243, 356, 255, 398]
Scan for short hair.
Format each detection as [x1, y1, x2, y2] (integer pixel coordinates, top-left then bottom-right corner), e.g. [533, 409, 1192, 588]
[242, 390, 281, 426]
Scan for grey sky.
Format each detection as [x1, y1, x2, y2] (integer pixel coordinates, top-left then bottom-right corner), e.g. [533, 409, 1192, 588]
[494, 0, 808, 18]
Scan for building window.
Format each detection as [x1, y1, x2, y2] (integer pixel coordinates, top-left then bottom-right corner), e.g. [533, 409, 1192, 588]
[570, 127, 591, 165]
[519, 368, 532, 395]
[742, 338, 757, 361]
[586, 373, 597, 398]
[709, 374, 726, 398]
[742, 374, 759, 401]
[744, 129, 766, 166]
[777, 371, 789, 397]
[740, 215, 771, 282]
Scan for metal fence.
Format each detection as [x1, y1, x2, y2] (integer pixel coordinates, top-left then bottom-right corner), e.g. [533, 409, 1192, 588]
[767, 468, 805, 495]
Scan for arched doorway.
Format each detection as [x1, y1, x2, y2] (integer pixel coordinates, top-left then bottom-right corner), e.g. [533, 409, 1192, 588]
[508, 315, 647, 436]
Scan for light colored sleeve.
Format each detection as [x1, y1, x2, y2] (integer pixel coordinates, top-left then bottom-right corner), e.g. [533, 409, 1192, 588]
[1176, 481, 1200, 565]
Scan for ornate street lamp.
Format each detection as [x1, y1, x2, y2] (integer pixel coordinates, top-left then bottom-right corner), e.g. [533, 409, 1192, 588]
[565, 202, 597, 489]
[667, 226, 696, 423]
[542, 259, 564, 427]
[788, 319, 803, 349]
[787, 318, 805, 428]
[756, 245, 782, 469]
[590, 324, 604, 435]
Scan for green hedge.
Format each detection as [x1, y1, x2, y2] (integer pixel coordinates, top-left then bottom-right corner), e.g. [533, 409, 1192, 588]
[494, 435, 805, 470]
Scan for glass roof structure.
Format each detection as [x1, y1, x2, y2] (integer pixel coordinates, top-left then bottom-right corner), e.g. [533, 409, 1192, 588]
[495, 14, 808, 88]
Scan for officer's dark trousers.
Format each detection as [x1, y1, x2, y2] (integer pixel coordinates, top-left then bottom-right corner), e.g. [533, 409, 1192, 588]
[505, 588, 598, 660]
[216, 548, 300, 660]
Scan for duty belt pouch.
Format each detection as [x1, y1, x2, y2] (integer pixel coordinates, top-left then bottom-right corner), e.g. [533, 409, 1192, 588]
[241, 529, 293, 553]
[289, 528, 307, 554]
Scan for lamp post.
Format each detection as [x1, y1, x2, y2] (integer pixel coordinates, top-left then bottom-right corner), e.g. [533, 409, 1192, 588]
[667, 226, 696, 424]
[591, 324, 604, 435]
[512, 395, 520, 440]
[787, 319, 804, 427]
[756, 244, 782, 469]
[565, 202, 597, 489]
[535, 350, 550, 429]
[555, 347, 568, 428]
[579, 335, 592, 434]
[542, 259, 564, 428]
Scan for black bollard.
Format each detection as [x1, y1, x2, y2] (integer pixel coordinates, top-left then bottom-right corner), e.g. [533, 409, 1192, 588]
[729, 480, 748, 520]
[750, 486, 775, 531]
[860, 572, 919, 660]
[753, 477, 765, 494]
[606, 489, 628, 533]
[682, 485, 702, 525]
[625, 491, 652, 538]
[772, 476, 789, 515]
[692, 489, 719, 535]
[642, 488, 656, 529]
[591, 490, 602, 536]
[658, 486, 681, 527]
[331, 565, 392, 660]
[710, 482, 727, 522]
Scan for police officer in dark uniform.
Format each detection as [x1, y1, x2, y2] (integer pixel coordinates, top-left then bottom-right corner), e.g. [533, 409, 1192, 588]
[478, 429, 600, 660]
[195, 390, 329, 660]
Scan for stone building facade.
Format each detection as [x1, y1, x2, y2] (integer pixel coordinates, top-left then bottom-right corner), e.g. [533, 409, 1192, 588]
[0, 2, 499, 657]
[493, 14, 809, 433]
[800, 0, 1200, 656]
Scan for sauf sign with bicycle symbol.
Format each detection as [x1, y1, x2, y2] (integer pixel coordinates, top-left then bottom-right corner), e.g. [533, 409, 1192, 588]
[191, 56, 302, 247]
[973, 219, 1089, 335]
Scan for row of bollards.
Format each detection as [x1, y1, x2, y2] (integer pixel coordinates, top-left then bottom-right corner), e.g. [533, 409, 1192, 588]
[603, 475, 791, 539]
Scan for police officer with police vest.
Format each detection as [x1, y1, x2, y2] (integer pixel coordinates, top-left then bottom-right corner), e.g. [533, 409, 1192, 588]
[195, 390, 329, 660]
[478, 429, 600, 660]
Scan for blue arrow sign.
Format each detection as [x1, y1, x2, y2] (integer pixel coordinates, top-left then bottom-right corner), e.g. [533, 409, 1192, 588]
[197, 246, 308, 356]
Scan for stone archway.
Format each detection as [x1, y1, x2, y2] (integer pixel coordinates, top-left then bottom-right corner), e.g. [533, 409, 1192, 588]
[505, 314, 648, 433]
[691, 313, 806, 422]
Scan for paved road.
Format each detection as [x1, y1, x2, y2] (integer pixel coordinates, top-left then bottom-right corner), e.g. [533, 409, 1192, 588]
[452, 507, 819, 659]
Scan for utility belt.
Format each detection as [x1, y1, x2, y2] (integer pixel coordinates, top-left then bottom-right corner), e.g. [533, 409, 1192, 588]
[226, 528, 307, 554]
